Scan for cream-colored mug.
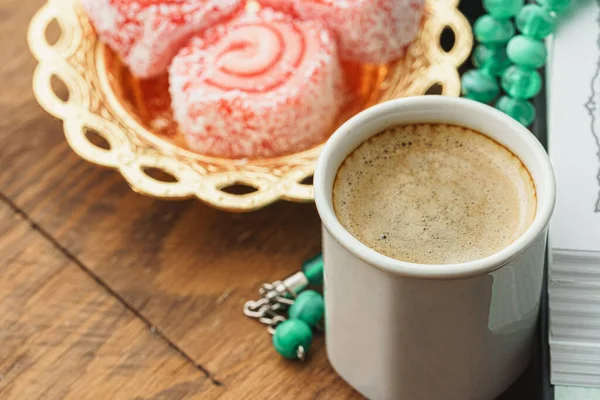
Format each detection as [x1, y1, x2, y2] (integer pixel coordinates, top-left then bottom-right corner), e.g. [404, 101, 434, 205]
[314, 96, 556, 400]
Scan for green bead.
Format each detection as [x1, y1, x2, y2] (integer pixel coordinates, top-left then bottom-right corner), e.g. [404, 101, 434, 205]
[536, 0, 571, 13]
[507, 35, 547, 69]
[495, 96, 536, 126]
[483, 0, 524, 18]
[289, 290, 325, 327]
[516, 4, 556, 40]
[472, 45, 511, 77]
[474, 15, 516, 47]
[461, 69, 500, 103]
[501, 66, 542, 99]
[273, 319, 313, 359]
[302, 254, 324, 286]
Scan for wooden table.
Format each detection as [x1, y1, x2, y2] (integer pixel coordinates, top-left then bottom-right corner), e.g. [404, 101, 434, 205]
[0, 0, 542, 399]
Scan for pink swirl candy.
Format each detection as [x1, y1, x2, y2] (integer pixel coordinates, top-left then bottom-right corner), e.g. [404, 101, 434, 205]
[81, 0, 243, 78]
[258, 0, 424, 64]
[169, 8, 344, 159]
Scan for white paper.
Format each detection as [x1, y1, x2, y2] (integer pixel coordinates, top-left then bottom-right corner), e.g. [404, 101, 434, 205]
[549, 0, 600, 253]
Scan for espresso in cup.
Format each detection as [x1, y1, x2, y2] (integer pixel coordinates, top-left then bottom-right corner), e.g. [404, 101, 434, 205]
[317, 97, 555, 400]
[333, 123, 537, 265]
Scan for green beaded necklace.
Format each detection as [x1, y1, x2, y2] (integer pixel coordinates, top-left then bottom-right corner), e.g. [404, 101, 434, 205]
[244, 255, 325, 360]
[462, 0, 569, 126]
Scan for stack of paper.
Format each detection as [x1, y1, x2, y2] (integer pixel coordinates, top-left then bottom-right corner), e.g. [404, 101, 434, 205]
[548, 0, 600, 387]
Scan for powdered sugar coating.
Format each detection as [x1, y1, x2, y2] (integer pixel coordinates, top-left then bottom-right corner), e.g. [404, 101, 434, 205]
[80, 0, 243, 78]
[169, 8, 344, 159]
[258, 0, 424, 64]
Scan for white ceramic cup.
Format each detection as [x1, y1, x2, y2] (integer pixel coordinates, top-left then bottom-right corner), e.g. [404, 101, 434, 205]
[314, 96, 556, 400]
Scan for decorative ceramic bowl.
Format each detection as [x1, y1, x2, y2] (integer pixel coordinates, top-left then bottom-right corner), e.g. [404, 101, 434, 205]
[28, 0, 471, 211]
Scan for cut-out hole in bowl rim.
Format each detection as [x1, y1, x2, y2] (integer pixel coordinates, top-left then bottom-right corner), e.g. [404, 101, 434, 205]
[440, 26, 456, 53]
[142, 167, 179, 183]
[84, 128, 111, 150]
[220, 184, 259, 195]
[45, 18, 62, 46]
[300, 175, 314, 186]
[425, 83, 444, 95]
[50, 74, 70, 102]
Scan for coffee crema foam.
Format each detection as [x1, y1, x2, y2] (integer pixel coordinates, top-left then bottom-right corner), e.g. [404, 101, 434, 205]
[333, 124, 537, 265]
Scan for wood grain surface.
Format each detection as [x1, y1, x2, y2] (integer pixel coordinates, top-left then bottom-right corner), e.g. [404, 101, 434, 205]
[0, 202, 222, 400]
[0, 0, 537, 399]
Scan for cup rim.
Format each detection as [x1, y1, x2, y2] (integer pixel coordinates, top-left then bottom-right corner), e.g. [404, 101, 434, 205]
[314, 96, 556, 279]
